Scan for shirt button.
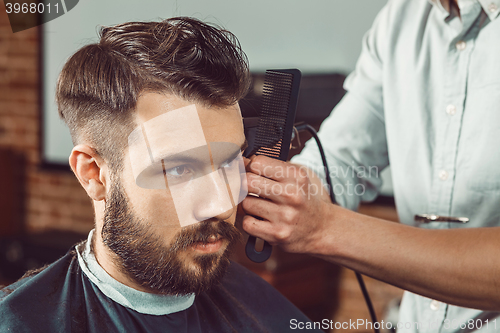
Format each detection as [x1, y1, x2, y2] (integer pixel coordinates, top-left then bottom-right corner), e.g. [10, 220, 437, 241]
[430, 300, 441, 311]
[456, 40, 467, 51]
[489, 3, 498, 12]
[439, 170, 449, 181]
[446, 104, 457, 115]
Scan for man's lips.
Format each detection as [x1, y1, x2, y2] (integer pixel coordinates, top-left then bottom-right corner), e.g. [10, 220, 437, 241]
[191, 235, 225, 254]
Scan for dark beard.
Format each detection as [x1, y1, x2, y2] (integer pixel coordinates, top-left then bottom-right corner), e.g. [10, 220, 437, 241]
[101, 180, 242, 295]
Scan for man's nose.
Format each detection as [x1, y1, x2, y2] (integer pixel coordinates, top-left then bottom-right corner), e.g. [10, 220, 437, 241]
[193, 169, 235, 222]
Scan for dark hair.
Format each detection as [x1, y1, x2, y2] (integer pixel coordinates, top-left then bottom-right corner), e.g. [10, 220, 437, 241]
[56, 17, 251, 171]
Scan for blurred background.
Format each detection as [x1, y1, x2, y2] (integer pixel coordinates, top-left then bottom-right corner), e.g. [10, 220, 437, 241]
[0, 1, 403, 332]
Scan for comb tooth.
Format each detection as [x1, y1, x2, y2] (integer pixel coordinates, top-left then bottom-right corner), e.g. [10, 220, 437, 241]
[250, 69, 301, 160]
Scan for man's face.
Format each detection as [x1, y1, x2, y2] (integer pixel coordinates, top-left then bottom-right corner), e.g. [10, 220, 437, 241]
[101, 92, 247, 295]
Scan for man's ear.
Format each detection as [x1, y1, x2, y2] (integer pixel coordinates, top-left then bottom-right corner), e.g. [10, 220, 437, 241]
[69, 145, 108, 201]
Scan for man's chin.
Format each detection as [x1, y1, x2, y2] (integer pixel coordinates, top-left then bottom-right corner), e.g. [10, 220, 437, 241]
[184, 239, 231, 274]
[155, 246, 232, 296]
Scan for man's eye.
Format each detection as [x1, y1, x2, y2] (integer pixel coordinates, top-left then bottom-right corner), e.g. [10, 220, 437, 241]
[165, 166, 189, 177]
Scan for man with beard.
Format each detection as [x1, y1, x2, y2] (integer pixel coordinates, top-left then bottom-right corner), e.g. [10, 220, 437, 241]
[0, 18, 320, 333]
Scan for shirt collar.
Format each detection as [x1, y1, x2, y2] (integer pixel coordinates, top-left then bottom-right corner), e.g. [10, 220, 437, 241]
[428, 0, 500, 21]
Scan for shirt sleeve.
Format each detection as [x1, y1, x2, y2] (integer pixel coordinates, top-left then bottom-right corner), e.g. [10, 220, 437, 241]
[291, 2, 392, 211]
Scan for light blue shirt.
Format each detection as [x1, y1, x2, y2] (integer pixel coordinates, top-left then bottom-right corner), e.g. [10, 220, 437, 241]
[291, 0, 500, 331]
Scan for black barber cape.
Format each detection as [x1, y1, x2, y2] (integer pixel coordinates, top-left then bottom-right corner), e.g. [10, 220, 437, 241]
[0, 247, 321, 333]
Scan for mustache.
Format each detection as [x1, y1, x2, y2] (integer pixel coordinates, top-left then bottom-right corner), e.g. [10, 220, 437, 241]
[170, 220, 242, 251]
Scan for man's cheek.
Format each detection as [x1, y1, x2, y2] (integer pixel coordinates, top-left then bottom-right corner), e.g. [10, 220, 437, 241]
[128, 187, 181, 229]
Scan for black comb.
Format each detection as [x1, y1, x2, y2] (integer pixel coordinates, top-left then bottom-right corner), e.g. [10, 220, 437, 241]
[244, 69, 301, 263]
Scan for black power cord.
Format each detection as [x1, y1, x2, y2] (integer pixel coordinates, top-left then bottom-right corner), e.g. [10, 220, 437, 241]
[295, 123, 380, 333]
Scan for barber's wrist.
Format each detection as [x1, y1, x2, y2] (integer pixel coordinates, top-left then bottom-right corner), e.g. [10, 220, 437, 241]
[301, 200, 340, 257]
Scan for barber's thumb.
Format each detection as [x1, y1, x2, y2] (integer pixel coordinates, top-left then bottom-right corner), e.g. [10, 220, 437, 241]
[242, 156, 251, 168]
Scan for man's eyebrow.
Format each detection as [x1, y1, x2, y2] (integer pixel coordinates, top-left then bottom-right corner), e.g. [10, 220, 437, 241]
[159, 141, 247, 167]
[161, 154, 207, 167]
[158, 147, 210, 167]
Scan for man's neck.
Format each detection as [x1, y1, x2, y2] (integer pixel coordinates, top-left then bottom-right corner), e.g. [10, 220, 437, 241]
[450, 0, 461, 18]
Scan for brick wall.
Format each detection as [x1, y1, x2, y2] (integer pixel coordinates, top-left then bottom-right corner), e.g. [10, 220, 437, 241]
[0, 9, 94, 235]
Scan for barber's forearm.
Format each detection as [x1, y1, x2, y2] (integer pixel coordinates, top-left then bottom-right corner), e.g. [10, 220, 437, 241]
[314, 205, 500, 311]
[243, 156, 500, 311]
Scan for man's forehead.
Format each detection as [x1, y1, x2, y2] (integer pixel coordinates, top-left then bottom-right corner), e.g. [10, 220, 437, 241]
[135, 92, 191, 122]
[128, 92, 246, 176]
[137, 104, 207, 162]
[134, 92, 245, 144]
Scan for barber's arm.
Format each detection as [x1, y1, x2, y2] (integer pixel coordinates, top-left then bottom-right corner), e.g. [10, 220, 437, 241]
[242, 155, 500, 312]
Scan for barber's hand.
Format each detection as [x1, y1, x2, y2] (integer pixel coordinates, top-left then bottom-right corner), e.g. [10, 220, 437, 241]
[241, 155, 333, 254]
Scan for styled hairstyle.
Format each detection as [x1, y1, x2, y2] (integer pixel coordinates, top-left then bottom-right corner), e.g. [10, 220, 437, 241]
[56, 17, 251, 171]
